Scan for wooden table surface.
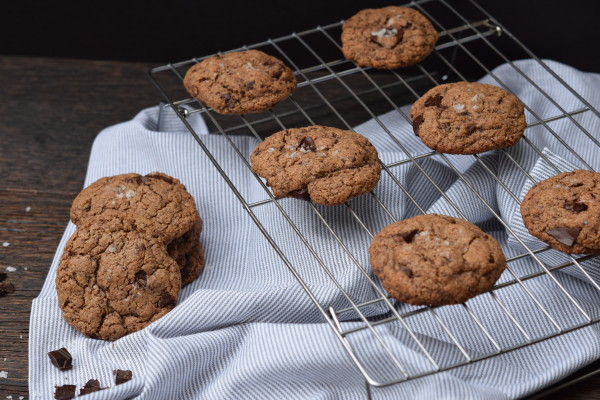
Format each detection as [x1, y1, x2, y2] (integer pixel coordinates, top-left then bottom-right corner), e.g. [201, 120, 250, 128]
[0, 55, 599, 399]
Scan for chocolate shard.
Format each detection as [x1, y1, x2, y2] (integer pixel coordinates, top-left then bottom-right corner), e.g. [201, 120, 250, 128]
[245, 80, 255, 89]
[412, 114, 424, 136]
[54, 384, 76, 400]
[79, 379, 103, 395]
[287, 188, 311, 201]
[48, 347, 73, 371]
[547, 227, 581, 247]
[299, 136, 317, 152]
[114, 369, 133, 385]
[564, 201, 588, 213]
[158, 293, 176, 308]
[0, 272, 6, 282]
[424, 93, 444, 107]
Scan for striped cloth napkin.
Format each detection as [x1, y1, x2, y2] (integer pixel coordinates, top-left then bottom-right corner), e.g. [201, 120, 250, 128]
[30, 59, 600, 399]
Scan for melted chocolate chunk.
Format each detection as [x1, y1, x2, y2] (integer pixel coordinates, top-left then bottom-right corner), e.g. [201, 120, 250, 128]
[287, 188, 311, 201]
[82, 203, 91, 212]
[370, 27, 404, 48]
[79, 379, 103, 395]
[564, 201, 588, 213]
[158, 293, 176, 308]
[48, 347, 73, 371]
[0, 280, 15, 296]
[54, 384, 76, 400]
[547, 227, 581, 247]
[397, 229, 419, 244]
[245, 81, 255, 89]
[399, 265, 413, 278]
[424, 93, 443, 107]
[412, 114, 424, 135]
[144, 174, 174, 185]
[272, 64, 284, 79]
[299, 136, 317, 152]
[114, 369, 133, 385]
[134, 270, 147, 285]
[0, 272, 6, 282]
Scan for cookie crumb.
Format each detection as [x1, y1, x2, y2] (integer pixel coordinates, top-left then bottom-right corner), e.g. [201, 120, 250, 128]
[114, 369, 133, 385]
[5, 266, 16, 272]
[25, 206, 31, 212]
[0, 371, 8, 379]
[2, 242, 9, 247]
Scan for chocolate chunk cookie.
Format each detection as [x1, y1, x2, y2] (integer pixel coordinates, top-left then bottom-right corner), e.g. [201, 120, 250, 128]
[183, 49, 297, 114]
[341, 6, 438, 69]
[250, 125, 381, 205]
[369, 214, 506, 306]
[410, 82, 527, 154]
[521, 170, 600, 254]
[56, 217, 181, 340]
[70, 172, 199, 244]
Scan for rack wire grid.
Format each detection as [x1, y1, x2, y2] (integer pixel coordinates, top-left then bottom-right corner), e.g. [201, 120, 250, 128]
[148, 0, 600, 392]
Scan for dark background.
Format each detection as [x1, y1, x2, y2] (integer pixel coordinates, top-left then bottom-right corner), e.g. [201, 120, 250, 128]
[1, 0, 598, 72]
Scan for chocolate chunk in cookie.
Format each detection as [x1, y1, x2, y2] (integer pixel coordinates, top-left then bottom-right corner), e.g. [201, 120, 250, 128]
[70, 172, 200, 244]
[410, 82, 527, 154]
[250, 125, 381, 205]
[521, 170, 600, 254]
[341, 6, 438, 69]
[56, 217, 181, 341]
[183, 50, 297, 114]
[369, 214, 506, 306]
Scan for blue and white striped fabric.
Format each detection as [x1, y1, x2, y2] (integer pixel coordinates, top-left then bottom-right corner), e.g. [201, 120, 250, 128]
[30, 60, 600, 399]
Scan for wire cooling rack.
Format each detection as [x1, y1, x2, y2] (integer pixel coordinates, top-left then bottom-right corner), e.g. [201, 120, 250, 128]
[148, 0, 600, 392]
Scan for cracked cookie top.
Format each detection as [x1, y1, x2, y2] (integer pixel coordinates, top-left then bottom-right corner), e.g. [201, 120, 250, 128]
[70, 172, 199, 244]
[410, 81, 527, 154]
[183, 49, 297, 114]
[341, 6, 438, 69]
[369, 214, 506, 306]
[521, 170, 600, 254]
[56, 217, 181, 340]
[250, 125, 381, 205]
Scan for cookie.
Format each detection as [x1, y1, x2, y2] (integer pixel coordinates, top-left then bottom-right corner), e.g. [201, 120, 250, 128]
[183, 49, 297, 114]
[341, 6, 438, 69]
[167, 218, 205, 285]
[369, 214, 506, 306]
[521, 170, 600, 254]
[70, 172, 199, 244]
[410, 82, 527, 154]
[250, 125, 381, 205]
[56, 217, 181, 340]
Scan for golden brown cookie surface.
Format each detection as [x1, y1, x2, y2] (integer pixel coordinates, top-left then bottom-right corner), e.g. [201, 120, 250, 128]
[410, 82, 526, 154]
[341, 6, 438, 69]
[369, 214, 506, 306]
[183, 49, 297, 114]
[56, 217, 181, 341]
